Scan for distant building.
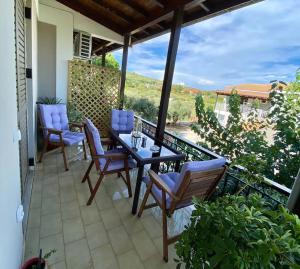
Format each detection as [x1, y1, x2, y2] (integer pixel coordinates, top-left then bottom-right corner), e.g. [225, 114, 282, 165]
[214, 83, 276, 126]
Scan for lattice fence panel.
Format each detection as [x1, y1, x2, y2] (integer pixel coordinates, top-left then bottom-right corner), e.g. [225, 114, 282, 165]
[68, 60, 121, 137]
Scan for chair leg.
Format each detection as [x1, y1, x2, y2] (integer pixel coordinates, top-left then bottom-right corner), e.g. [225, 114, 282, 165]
[82, 160, 94, 183]
[162, 191, 168, 262]
[87, 173, 104, 205]
[61, 144, 69, 171]
[82, 139, 87, 160]
[137, 182, 152, 217]
[125, 169, 132, 198]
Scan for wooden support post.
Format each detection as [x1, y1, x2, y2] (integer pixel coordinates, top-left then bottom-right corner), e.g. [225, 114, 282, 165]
[287, 167, 300, 217]
[119, 33, 130, 109]
[155, 8, 183, 141]
[101, 49, 106, 67]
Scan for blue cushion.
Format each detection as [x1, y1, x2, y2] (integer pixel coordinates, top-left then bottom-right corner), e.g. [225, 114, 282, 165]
[111, 109, 134, 133]
[49, 131, 85, 145]
[85, 118, 104, 155]
[38, 104, 69, 137]
[142, 172, 180, 209]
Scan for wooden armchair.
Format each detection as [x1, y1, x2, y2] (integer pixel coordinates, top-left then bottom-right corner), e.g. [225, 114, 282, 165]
[38, 104, 87, 171]
[138, 158, 227, 262]
[82, 118, 135, 205]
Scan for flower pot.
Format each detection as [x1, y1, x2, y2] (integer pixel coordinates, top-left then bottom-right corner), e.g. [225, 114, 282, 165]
[22, 257, 47, 269]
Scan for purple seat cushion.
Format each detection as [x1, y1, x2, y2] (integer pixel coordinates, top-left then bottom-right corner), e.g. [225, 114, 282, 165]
[85, 118, 104, 155]
[39, 104, 69, 136]
[111, 109, 134, 133]
[49, 131, 85, 145]
[142, 172, 180, 209]
[99, 150, 136, 172]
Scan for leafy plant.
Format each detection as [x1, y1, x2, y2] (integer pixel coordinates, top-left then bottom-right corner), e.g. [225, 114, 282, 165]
[37, 97, 62, 104]
[31, 249, 56, 269]
[67, 101, 84, 123]
[175, 194, 300, 269]
[91, 53, 120, 70]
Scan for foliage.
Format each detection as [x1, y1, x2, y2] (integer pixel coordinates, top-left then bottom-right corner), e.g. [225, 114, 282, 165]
[67, 101, 84, 123]
[31, 249, 56, 269]
[175, 194, 300, 269]
[167, 101, 192, 124]
[91, 53, 120, 70]
[37, 97, 62, 104]
[124, 96, 158, 122]
[192, 70, 300, 187]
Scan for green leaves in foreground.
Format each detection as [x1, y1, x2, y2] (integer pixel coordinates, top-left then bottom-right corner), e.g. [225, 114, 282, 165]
[175, 195, 300, 269]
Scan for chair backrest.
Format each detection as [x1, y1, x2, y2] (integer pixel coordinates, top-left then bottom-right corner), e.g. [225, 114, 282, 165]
[170, 158, 227, 213]
[84, 118, 104, 170]
[111, 109, 134, 133]
[38, 104, 69, 137]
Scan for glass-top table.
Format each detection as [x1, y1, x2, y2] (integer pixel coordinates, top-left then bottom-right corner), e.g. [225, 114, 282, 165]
[109, 129, 185, 214]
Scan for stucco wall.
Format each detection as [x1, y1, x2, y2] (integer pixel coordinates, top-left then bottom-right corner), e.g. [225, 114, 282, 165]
[0, 0, 24, 268]
[38, 22, 56, 99]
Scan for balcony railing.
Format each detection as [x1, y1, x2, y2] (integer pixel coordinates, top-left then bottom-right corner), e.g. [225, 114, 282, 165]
[138, 116, 291, 209]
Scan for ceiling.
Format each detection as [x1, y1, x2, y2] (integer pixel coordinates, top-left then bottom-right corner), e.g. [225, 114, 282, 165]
[56, 0, 262, 54]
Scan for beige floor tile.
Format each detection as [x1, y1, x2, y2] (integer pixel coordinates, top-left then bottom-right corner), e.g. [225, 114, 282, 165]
[63, 217, 85, 244]
[65, 238, 92, 269]
[24, 228, 40, 260]
[30, 192, 42, 209]
[50, 261, 66, 269]
[131, 230, 157, 261]
[108, 226, 133, 255]
[121, 215, 144, 235]
[113, 199, 132, 220]
[143, 253, 170, 269]
[43, 183, 60, 198]
[40, 233, 65, 265]
[85, 221, 109, 250]
[40, 213, 62, 238]
[80, 204, 101, 225]
[117, 250, 144, 269]
[100, 207, 122, 231]
[141, 215, 162, 239]
[59, 175, 74, 187]
[27, 208, 41, 228]
[42, 197, 60, 216]
[61, 200, 81, 220]
[95, 193, 114, 211]
[91, 244, 119, 269]
[60, 186, 77, 203]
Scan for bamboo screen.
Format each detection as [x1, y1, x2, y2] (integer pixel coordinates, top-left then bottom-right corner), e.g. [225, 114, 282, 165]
[68, 60, 121, 136]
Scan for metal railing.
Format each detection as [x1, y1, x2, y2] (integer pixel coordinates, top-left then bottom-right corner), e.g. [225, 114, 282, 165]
[138, 116, 290, 208]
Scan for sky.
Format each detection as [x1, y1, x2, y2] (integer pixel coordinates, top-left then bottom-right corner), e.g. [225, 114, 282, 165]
[113, 0, 300, 90]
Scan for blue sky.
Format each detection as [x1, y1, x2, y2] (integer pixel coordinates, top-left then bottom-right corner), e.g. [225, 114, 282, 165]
[113, 0, 300, 90]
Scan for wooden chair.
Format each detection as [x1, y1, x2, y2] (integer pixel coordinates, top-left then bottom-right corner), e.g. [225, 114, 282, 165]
[138, 158, 227, 262]
[38, 104, 87, 171]
[82, 118, 135, 205]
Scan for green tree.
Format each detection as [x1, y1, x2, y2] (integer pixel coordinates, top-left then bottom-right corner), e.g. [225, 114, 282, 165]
[91, 53, 120, 70]
[167, 101, 192, 124]
[124, 96, 158, 122]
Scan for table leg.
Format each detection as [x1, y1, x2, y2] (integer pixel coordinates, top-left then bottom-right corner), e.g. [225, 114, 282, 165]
[132, 165, 144, 215]
[175, 160, 181, 172]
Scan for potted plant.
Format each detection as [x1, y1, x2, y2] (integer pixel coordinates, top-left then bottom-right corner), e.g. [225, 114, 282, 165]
[175, 194, 300, 269]
[22, 249, 56, 269]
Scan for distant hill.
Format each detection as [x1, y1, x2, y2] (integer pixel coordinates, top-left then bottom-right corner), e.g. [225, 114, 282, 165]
[125, 72, 216, 120]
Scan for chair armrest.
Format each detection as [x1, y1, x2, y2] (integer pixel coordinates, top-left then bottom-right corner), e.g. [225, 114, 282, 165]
[43, 128, 63, 135]
[148, 170, 178, 200]
[101, 137, 114, 145]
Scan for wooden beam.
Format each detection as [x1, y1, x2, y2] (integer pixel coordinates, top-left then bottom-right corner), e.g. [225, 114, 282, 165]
[56, 0, 123, 34]
[101, 49, 106, 67]
[92, 0, 135, 23]
[93, 41, 114, 54]
[153, 0, 165, 8]
[119, 34, 130, 109]
[155, 7, 183, 141]
[125, 2, 149, 17]
[128, 0, 193, 35]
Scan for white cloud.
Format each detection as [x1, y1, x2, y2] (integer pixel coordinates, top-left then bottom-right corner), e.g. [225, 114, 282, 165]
[114, 0, 300, 89]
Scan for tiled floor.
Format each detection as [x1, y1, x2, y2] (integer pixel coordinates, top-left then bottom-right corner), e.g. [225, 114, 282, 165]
[24, 146, 191, 269]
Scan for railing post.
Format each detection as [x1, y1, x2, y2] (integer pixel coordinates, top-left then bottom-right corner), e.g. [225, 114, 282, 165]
[155, 7, 183, 141]
[119, 33, 130, 109]
[287, 167, 300, 216]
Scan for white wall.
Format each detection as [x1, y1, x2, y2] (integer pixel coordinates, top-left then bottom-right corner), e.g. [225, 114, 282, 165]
[0, 0, 24, 268]
[38, 0, 123, 103]
[38, 22, 56, 99]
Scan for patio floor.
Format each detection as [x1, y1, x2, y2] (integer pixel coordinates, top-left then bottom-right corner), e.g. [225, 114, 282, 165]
[24, 146, 192, 269]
